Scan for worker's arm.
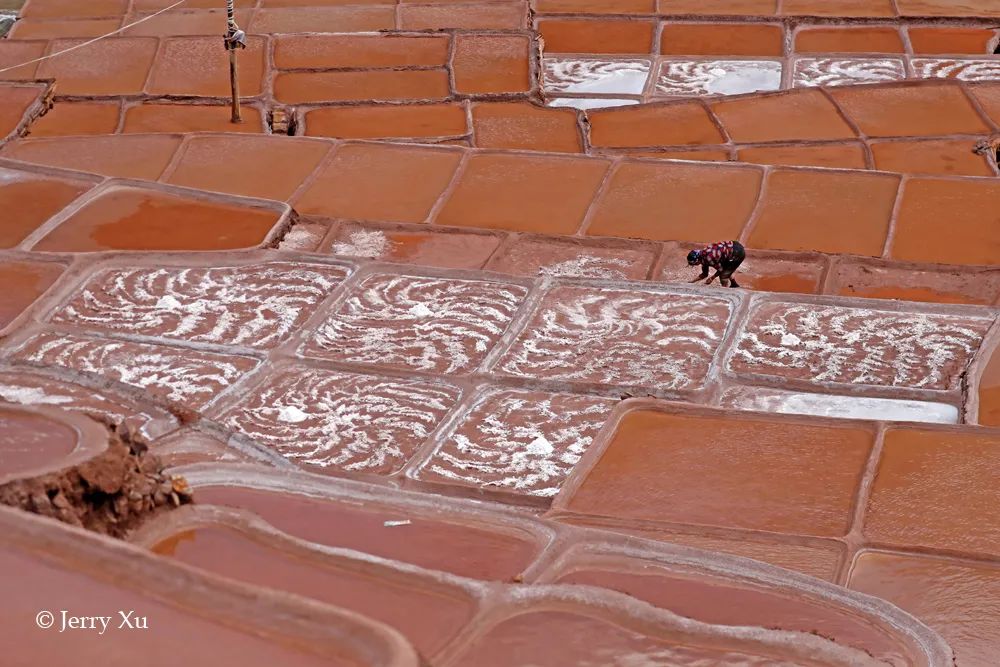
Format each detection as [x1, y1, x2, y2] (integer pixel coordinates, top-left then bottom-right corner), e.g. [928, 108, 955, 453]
[690, 259, 710, 282]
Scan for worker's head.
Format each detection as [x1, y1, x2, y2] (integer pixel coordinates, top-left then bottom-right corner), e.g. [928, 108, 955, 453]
[686, 250, 701, 266]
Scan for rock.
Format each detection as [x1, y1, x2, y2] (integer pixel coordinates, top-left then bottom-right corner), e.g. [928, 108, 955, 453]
[30, 492, 51, 512]
[51, 492, 70, 510]
[0, 418, 192, 539]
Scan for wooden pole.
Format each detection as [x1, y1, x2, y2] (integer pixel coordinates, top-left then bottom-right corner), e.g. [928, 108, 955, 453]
[229, 47, 241, 123]
[226, 0, 242, 123]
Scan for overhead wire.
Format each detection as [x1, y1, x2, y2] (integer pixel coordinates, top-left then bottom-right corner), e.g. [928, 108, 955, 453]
[0, 0, 186, 74]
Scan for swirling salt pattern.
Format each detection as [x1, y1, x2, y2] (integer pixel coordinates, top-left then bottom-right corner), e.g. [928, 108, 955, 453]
[543, 59, 651, 95]
[539, 255, 636, 280]
[793, 58, 906, 87]
[305, 274, 528, 374]
[730, 304, 991, 389]
[419, 388, 615, 497]
[220, 366, 459, 474]
[911, 58, 1000, 82]
[656, 60, 782, 96]
[498, 286, 731, 391]
[11, 333, 259, 409]
[52, 262, 349, 349]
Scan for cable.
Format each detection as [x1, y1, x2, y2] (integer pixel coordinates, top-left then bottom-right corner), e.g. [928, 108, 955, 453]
[0, 0, 186, 74]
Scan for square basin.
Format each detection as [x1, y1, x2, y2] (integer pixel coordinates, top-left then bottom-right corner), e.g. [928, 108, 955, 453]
[33, 186, 285, 252]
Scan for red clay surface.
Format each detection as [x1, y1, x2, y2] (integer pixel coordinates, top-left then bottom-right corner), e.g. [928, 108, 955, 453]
[0, 0, 998, 664]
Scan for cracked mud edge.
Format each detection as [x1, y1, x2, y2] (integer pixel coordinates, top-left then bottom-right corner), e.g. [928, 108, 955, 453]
[0, 416, 193, 539]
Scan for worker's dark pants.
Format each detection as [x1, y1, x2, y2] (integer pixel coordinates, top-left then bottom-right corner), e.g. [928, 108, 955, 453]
[719, 242, 745, 287]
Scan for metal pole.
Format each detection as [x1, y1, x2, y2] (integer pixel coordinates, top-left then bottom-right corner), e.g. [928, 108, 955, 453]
[224, 0, 246, 124]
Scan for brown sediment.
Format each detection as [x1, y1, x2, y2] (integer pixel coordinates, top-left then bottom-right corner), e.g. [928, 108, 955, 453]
[586, 160, 761, 241]
[471, 102, 584, 153]
[33, 185, 284, 252]
[454, 34, 532, 95]
[736, 144, 869, 170]
[164, 134, 331, 201]
[538, 18, 657, 54]
[436, 152, 610, 234]
[828, 259, 1000, 305]
[659, 22, 785, 55]
[560, 409, 874, 536]
[28, 100, 122, 137]
[0, 413, 192, 538]
[146, 36, 267, 98]
[795, 26, 906, 52]
[2, 134, 183, 179]
[302, 103, 469, 140]
[748, 169, 900, 256]
[122, 103, 266, 134]
[294, 142, 463, 223]
[863, 427, 1000, 557]
[0, 175, 91, 249]
[843, 284, 989, 305]
[890, 177, 1000, 266]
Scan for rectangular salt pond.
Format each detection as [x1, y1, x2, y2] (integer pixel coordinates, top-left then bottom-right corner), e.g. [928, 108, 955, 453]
[720, 387, 959, 424]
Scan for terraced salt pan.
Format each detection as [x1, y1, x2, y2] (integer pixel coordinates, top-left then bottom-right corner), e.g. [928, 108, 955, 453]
[442, 592, 895, 667]
[416, 388, 615, 497]
[326, 224, 501, 271]
[730, 302, 991, 390]
[793, 58, 906, 87]
[912, 58, 1000, 81]
[547, 98, 638, 110]
[0, 405, 79, 480]
[331, 230, 390, 259]
[52, 262, 348, 349]
[304, 274, 528, 374]
[277, 223, 327, 251]
[187, 483, 543, 581]
[549, 257, 632, 279]
[497, 286, 731, 394]
[719, 386, 959, 424]
[656, 60, 782, 96]
[0, 370, 176, 438]
[217, 365, 460, 474]
[150, 522, 477, 657]
[543, 59, 651, 95]
[2, 508, 418, 667]
[489, 239, 656, 281]
[11, 333, 258, 409]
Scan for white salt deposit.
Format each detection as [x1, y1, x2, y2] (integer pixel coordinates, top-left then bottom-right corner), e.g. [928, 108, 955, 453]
[722, 388, 958, 424]
[277, 405, 309, 423]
